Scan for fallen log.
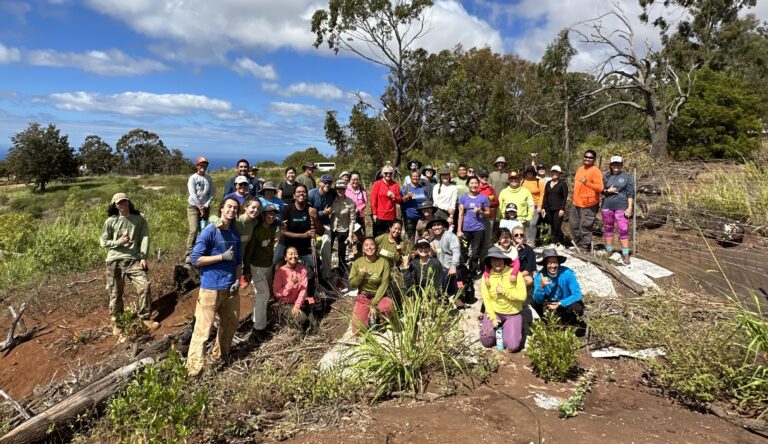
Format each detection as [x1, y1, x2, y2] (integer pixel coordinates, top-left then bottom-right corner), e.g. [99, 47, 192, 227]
[571, 252, 647, 295]
[0, 357, 155, 444]
[0, 304, 40, 355]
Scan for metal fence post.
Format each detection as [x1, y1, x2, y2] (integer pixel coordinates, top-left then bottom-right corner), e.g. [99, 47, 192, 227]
[633, 164, 638, 256]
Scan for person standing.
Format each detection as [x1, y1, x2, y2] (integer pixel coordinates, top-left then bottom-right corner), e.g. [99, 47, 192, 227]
[488, 156, 509, 199]
[224, 176, 251, 207]
[223, 158, 259, 197]
[100, 193, 159, 337]
[422, 165, 438, 185]
[570, 150, 604, 251]
[258, 181, 284, 223]
[401, 170, 431, 241]
[454, 164, 470, 199]
[433, 168, 457, 225]
[498, 171, 535, 245]
[278, 167, 299, 205]
[477, 169, 499, 259]
[370, 164, 402, 237]
[537, 164, 551, 182]
[244, 203, 279, 343]
[295, 162, 317, 191]
[309, 175, 337, 286]
[281, 184, 324, 303]
[541, 165, 568, 246]
[185, 156, 215, 265]
[522, 166, 545, 245]
[601, 156, 635, 264]
[428, 218, 461, 297]
[331, 180, 357, 278]
[186, 197, 242, 376]
[457, 176, 491, 276]
[345, 171, 367, 231]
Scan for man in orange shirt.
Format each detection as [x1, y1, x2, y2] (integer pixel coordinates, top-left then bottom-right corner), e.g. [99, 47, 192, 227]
[569, 150, 604, 251]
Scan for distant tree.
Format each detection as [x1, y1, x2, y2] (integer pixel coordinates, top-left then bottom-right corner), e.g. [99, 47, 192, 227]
[282, 147, 330, 169]
[669, 69, 763, 159]
[78, 135, 117, 175]
[115, 129, 171, 175]
[6, 123, 78, 192]
[165, 148, 195, 174]
[257, 160, 279, 168]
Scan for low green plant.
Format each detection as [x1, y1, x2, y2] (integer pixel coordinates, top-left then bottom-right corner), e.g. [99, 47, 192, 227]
[0, 213, 36, 252]
[351, 290, 471, 400]
[114, 309, 149, 337]
[106, 348, 208, 443]
[527, 311, 580, 382]
[558, 368, 597, 419]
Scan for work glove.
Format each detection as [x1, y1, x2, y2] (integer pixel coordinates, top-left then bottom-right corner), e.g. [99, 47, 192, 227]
[220, 246, 234, 261]
[229, 281, 239, 296]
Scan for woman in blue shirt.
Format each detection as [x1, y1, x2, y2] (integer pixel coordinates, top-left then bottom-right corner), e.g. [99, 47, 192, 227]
[401, 170, 432, 241]
[457, 176, 491, 276]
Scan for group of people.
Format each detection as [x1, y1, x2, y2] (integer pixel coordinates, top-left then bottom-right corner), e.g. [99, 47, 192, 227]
[100, 149, 634, 375]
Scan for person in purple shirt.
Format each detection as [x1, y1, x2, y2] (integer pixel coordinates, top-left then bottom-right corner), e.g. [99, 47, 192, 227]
[457, 176, 490, 276]
[224, 176, 250, 207]
[186, 197, 242, 376]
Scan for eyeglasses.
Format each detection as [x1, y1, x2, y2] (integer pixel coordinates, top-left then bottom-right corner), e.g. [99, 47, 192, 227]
[513, 234, 525, 238]
[467, 170, 475, 174]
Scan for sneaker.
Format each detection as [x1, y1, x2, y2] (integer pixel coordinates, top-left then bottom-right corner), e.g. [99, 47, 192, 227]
[621, 254, 631, 265]
[142, 320, 161, 331]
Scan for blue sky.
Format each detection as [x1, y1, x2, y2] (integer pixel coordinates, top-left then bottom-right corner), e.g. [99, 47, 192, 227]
[1, 0, 766, 168]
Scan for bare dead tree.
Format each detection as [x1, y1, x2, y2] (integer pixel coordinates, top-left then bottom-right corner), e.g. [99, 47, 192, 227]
[574, 6, 697, 161]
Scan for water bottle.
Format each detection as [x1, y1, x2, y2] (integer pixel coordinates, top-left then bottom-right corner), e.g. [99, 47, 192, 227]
[199, 218, 207, 231]
[495, 326, 504, 350]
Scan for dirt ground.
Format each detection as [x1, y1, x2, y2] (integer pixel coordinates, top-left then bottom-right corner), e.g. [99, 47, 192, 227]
[0, 254, 765, 443]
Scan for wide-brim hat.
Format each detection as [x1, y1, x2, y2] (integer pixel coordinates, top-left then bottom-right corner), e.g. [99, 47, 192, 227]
[418, 200, 437, 212]
[407, 160, 422, 170]
[303, 162, 316, 170]
[484, 246, 512, 265]
[538, 248, 567, 266]
[422, 165, 435, 174]
[260, 181, 277, 193]
[494, 156, 507, 165]
[438, 168, 451, 176]
[426, 218, 449, 230]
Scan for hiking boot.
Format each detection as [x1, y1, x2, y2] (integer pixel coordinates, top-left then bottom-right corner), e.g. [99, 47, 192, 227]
[142, 320, 161, 331]
[621, 253, 631, 265]
[250, 329, 270, 346]
[454, 299, 466, 309]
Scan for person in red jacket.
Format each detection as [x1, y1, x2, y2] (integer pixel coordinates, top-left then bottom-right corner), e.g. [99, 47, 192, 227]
[370, 164, 403, 237]
[477, 168, 499, 261]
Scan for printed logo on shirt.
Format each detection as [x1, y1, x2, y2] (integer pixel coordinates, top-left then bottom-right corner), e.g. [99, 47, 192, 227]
[379, 249, 392, 257]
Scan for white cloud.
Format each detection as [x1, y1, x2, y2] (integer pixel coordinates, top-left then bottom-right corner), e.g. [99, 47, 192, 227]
[83, 0, 504, 58]
[232, 57, 278, 80]
[262, 81, 345, 101]
[26, 48, 168, 76]
[0, 43, 21, 63]
[48, 91, 232, 116]
[269, 101, 323, 117]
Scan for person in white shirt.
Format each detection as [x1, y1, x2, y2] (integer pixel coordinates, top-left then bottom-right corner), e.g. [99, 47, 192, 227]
[432, 168, 457, 227]
[185, 156, 215, 265]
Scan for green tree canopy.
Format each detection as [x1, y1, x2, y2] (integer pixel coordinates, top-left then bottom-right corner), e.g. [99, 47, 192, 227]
[282, 147, 330, 170]
[78, 135, 116, 175]
[6, 122, 78, 192]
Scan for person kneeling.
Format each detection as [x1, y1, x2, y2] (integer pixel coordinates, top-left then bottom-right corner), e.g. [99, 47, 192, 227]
[532, 248, 585, 328]
[273, 246, 317, 331]
[402, 238, 443, 300]
[349, 237, 394, 334]
[479, 247, 527, 352]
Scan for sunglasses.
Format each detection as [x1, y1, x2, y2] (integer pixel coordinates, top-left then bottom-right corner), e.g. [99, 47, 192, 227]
[513, 233, 525, 238]
[383, 172, 392, 175]
[584, 156, 595, 160]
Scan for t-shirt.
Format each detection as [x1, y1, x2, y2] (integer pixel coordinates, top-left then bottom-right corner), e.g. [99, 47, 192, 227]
[308, 188, 337, 226]
[295, 174, 316, 191]
[278, 180, 298, 205]
[234, 214, 258, 250]
[282, 204, 313, 256]
[500, 218, 523, 232]
[401, 182, 429, 220]
[245, 222, 277, 268]
[602, 171, 635, 211]
[375, 233, 402, 266]
[458, 193, 490, 232]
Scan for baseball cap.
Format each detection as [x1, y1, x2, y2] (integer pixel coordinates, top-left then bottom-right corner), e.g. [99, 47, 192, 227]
[550, 165, 562, 173]
[262, 203, 278, 213]
[415, 238, 431, 248]
[508, 171, 520, 180]
[537, 164, 546, 170]
[477, 168, 489, 177]
[505, 203, 518, 213]
[235, 176, 249, 184]
[335, 180, 347, 189]
[320, 175, 333, 184]
[111, 193, 129, 204]
[195, 156, 209, 166]
[610, 156, 624, 164]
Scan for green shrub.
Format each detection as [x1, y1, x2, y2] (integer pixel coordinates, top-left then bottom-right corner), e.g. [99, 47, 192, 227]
[30, 220, 101, 270]
[0, 213, 36, 252]
[527, 311, 580, 382]
[106, 349, 208, 443]
[351, 290, 471, 400]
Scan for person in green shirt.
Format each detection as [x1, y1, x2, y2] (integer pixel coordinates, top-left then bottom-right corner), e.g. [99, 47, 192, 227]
[244, 203, 278, 343]
[295, 162, 317, 191]
[349, 237, 393, 334]
[374, 219, 405, 268]
[99, 193, 159, 337]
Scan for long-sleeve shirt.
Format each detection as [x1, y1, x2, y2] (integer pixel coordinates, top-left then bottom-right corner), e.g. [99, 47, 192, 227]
[348, 256, 391, 304]
[602, 171, 635, 211]
[187, 173, 215, 208]
[572, 165, 604, 208]
[477, 182, 499, 218]
[295, 173, 316, 191]
[453, 177, 469, 198]
[432, 183, 457, 213]
[498, 186, 535, 222]
[191, 223, 241, 291]
[522, 178, 545, 208]
[244, 222, 277, 268]
[224, 176, 259, 197]
[403, 257, 443, 293]
[542, 180, 568, 212]
[488, 170, 508, 199]
[482, 266, 527, 320]
[100, 213, 150, 262]
[273, 264, 308, 307]
[331, 196, 356, 233]
[370, 179, 402, 221]
[533, 266, 583, 308]
[345, 186, 367, 219]
[431, 231, 460, 270]
[308, 188, 337, 226]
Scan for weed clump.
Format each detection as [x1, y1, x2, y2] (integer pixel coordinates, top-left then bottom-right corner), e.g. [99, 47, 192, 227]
[527, 311, 580, 382]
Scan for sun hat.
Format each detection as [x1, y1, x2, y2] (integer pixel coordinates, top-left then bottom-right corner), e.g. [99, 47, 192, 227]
[335, 180, 347, 189]
[235, 176, 249, 184]
[340, 171, 350, 178]
[417, 200, 437, 212]
[320, 175, 333, 184]
[408, 160, 422, 170]
[303, 162, 316, 170]
[260, 181, 277, 193]
[415, 238, 431, 248]
[426, 218, 449, 230]
[438, 167, 451, 176]
[483, 246, 512, 265]
[111, 193, 129, 204]
[261, 203, 278, 213]
[537, 248, 567, 266]
[504, 203, 518, 213]
[550, 165, 562, 173]
[422, 165, 435, 174]
[494, 156, 507, 165]
[195, 156, 209, 166]
[610, 155, 623, 164]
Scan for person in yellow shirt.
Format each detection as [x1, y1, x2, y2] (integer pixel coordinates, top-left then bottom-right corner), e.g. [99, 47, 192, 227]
[498, 171, 535, 245]
[478, 246, 527, 352]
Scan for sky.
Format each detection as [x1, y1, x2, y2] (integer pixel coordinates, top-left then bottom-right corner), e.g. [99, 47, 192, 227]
[0, 0, 766, 168]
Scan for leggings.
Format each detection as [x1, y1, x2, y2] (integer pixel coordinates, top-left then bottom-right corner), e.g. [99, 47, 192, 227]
[601, 208, 630, 241]
[479, 312, 523, 352]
